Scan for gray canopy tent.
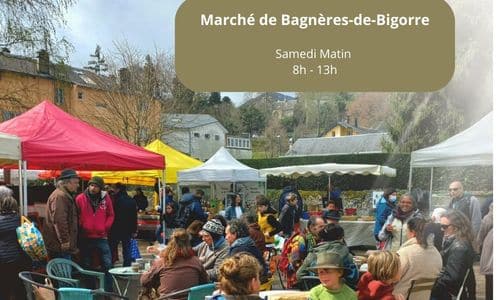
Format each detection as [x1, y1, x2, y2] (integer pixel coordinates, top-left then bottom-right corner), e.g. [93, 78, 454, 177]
[408, 112, 492, 209]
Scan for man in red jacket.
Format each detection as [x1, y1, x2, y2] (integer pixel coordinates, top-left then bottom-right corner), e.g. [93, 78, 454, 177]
[75, 176, 114, 292]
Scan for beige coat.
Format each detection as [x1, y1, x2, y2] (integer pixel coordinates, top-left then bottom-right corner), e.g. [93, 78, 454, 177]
[394, 237, 442, 300]
[476, 206, 493, 275]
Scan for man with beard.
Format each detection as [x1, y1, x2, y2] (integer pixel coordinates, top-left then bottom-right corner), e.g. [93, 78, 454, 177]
[448, 181, 481, 235]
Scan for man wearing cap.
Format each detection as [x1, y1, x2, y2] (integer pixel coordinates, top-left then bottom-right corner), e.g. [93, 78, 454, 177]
[297, 223, 359, 290]
[194, 218, 229, 282]
[75, 176, 115, 292]
[308, 252, 357, 300]
[42, 169, 80, 260]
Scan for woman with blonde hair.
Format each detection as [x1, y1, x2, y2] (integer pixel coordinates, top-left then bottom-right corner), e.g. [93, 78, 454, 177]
[141, 228, 207, 297]
[210, 253, 263, 299]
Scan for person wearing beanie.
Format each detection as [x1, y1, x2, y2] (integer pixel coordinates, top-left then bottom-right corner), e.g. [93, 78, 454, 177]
[297, 223, 359, 290]
[75, 176, 115, 292]
[193, 218, 229, 282]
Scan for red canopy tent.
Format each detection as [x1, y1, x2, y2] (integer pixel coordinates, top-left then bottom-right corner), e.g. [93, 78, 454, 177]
[38, 170, 93, 181]
[0, 101, 165, 171]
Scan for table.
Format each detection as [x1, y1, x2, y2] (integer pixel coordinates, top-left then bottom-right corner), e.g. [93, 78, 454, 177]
[340, 220, 376, 248]
[259, 290, 309, 300]
[109, 267, 142, 298]
[300, 219, 376, 248]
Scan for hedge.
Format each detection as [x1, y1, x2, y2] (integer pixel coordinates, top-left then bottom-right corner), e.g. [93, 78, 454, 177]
[239, 154, 493, 192]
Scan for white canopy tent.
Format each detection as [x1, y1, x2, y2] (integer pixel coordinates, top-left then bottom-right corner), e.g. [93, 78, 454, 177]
[259, 163, 397, 178]
[260, 163, 397, 203]
[178, 147, 264, 183]
[178, 147, 265, 207]
[0, 132, 25, 214]
[409, 112, 493, 209]
[0, 132, 21, 162]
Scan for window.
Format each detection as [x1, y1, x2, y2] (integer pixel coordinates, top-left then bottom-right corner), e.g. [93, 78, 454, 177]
[55, 88, 64, 105]
[78, 92, 84, 100]
[194, 132, 200, 138]
[205, 133, 210, 139]
[215, 135, 220, 141]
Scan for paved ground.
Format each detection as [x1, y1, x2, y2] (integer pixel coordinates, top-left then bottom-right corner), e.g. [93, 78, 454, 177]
[130, 239, 486, 299]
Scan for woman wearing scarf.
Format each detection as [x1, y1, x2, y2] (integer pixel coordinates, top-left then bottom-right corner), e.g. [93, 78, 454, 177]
[378, 194, 422, 252]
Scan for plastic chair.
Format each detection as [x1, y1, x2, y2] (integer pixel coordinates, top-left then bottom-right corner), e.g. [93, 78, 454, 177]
[58, 287, 128, 300]
[47, 258, 105, 290]
[405, 277, 437, 300]
[19, 271, 73, 300]
[188, 283, 216, 300]
[159, 283, 216, 300]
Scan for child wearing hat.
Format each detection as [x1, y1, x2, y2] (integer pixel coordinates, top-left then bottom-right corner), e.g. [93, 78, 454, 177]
[309, 252, 357, 300]
[357, 250, 404, 300]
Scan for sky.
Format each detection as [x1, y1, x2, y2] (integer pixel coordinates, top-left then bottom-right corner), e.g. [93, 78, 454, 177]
[62, 0, 294, 105]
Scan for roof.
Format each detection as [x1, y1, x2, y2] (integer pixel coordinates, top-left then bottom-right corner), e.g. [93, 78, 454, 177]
[0, 101, 165, 171]
[0, 51, 111, 89]
[163, 114, 228, 132]
[411, 112, 492, 168]
[329, 121, 382, 135]
[178, 147, 262, 182]
[286, 133, 389, 156]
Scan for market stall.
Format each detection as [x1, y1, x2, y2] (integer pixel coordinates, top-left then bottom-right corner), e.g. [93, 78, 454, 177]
[177, 147, 266, 212]
[409, 112, 492, 209]
[261, 163, 397, 248]
[0, 101, 165, 215]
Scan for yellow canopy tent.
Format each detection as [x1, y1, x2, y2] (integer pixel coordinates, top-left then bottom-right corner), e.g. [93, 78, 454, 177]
[92, 139, 202, 186]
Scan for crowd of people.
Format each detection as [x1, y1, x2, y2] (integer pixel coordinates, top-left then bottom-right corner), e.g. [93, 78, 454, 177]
[0, 173, 493, 300]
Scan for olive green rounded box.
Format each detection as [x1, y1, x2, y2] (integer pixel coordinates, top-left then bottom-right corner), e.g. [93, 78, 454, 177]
[175, 0, 454, 92]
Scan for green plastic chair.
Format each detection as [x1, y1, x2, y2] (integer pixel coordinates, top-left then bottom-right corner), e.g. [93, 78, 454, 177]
[58, 287, 128, 300]
[46, 258, 106, 290]
[19, 271, 73, 300]
[159, 282, 216, 300]
[188, 283, 216, 300]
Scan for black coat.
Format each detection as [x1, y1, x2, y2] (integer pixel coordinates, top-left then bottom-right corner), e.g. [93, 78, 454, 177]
[431, 236, 476, 300]
[110, 191, 138, 239]
[0, 213, 25, 263]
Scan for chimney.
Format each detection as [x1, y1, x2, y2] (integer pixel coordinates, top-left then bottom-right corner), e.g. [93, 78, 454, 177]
[37, 50, 50, 74]
[355, 117, 358, 127]
[119, 67, 130, 89]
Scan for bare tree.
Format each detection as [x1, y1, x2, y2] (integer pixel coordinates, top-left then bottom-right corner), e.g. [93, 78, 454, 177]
[78, 41, 177, 146]
[0, 0, 75, 59]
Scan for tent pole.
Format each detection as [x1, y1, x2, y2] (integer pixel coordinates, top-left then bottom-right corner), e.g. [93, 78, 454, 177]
[408, 161, 413, 192]
[162, 171, 166, 244]
[328, 175, 331, 201]
[22, 160, 28, 216]
[429, 167, 434, 212]
[18, 161, 23, 215]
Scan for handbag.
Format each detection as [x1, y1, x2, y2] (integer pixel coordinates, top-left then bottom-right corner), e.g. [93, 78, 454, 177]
[16, 215, 48, 261]
[131, 238, 141, 260]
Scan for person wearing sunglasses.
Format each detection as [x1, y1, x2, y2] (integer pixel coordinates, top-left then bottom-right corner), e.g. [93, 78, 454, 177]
[430, 210, 476, 300]
[447, 181, 481, 236]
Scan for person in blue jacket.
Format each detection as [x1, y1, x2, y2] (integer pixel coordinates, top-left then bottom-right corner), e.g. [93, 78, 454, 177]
[373, 188, 397, 247]
[225, 193, 244, 221]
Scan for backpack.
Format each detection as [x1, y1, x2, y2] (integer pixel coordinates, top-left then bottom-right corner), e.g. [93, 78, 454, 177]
[278, 231, 306, 288]
[175, 200, 194, 228]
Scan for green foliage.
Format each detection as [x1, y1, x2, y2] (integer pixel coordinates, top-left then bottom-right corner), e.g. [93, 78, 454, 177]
[0, 0, 76, 59]
[382, 92, 464, 153]
[240, 106, 265, 135]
